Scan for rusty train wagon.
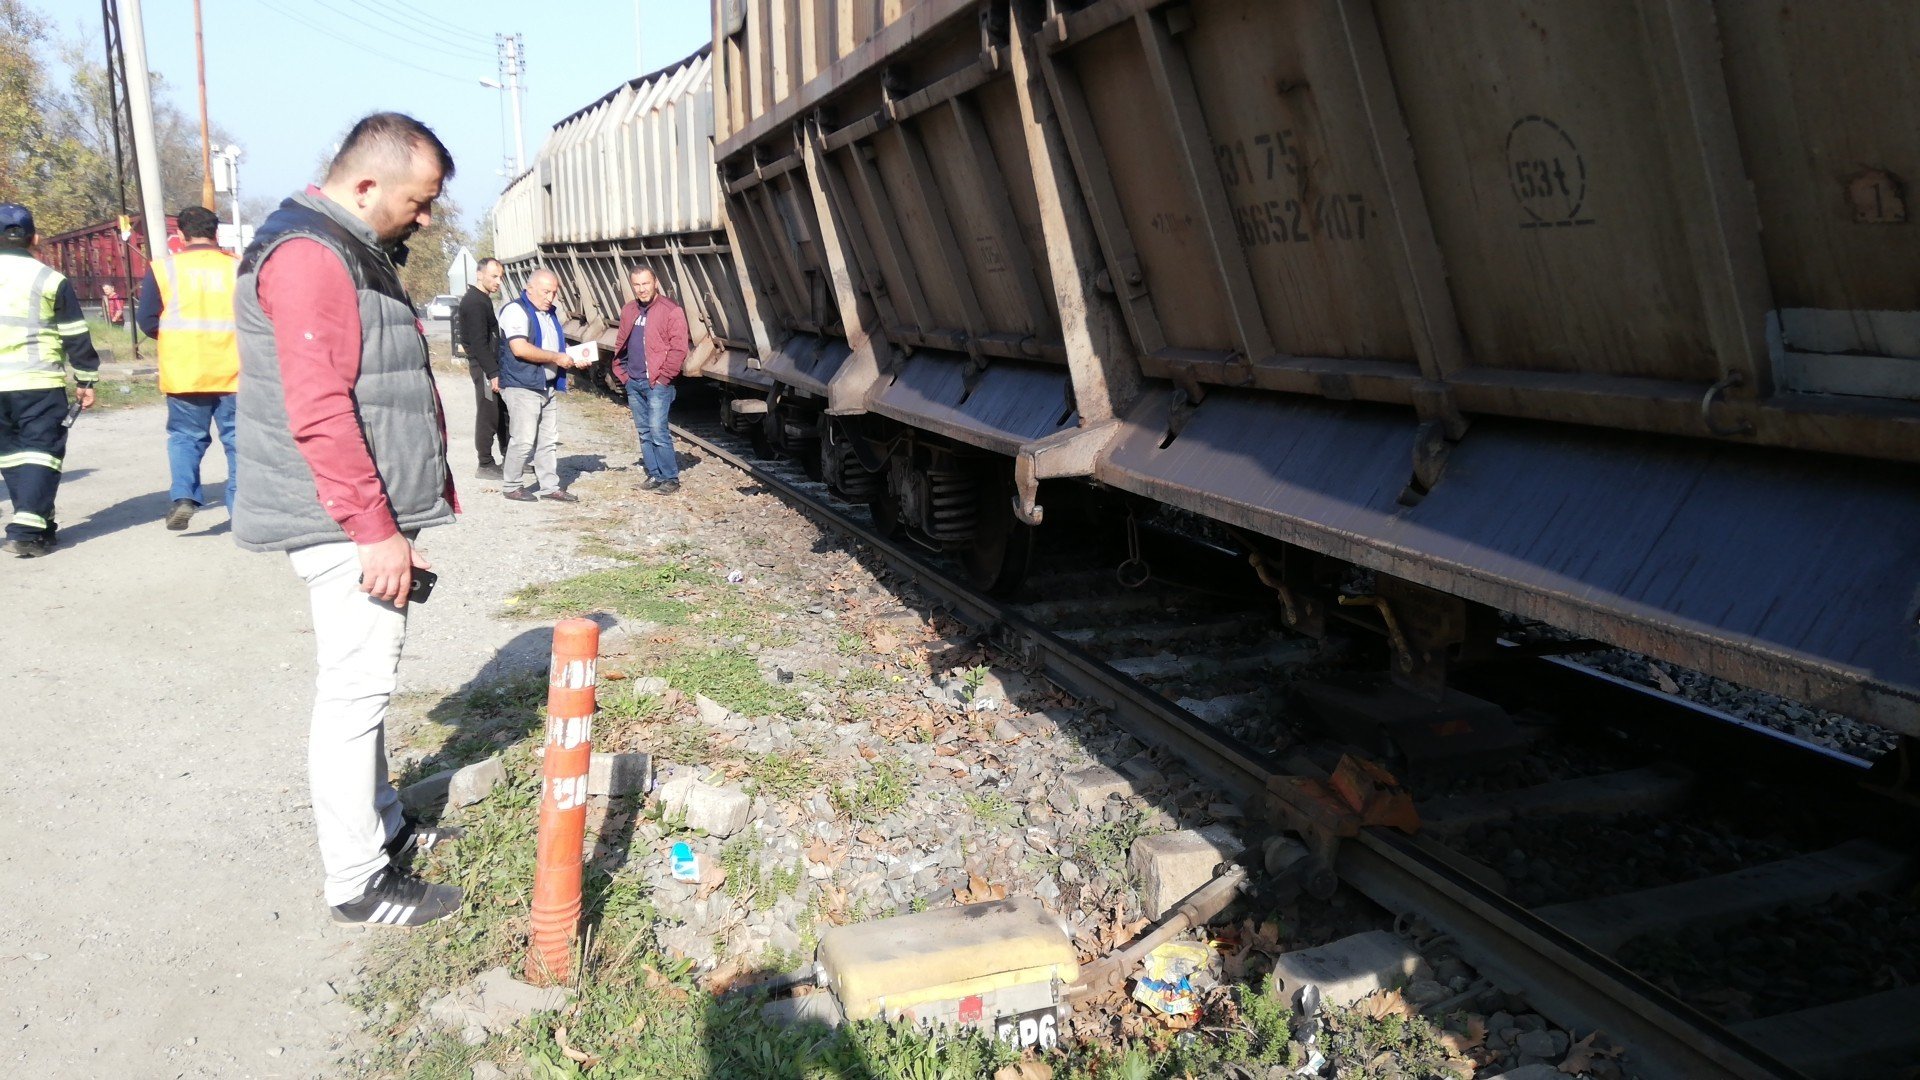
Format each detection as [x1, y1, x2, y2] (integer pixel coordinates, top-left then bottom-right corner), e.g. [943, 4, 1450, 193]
[707, 1, 1920, 738]
[492, 47, 769, 405]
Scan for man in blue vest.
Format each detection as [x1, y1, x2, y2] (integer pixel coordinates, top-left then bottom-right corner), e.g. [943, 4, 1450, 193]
[0, 203, 99, 558]
[496, 267, 586, 502]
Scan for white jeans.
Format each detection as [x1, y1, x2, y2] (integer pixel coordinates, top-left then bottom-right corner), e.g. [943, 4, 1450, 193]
[501, 384, 559, 492]
[288, 538, 408, 905]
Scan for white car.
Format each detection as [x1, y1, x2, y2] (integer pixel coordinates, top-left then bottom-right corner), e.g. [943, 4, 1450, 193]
[423, 294, 458, 320]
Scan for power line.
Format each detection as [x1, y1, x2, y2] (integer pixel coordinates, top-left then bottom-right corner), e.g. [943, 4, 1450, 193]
[377, 0, 502, 46]
[321, 0, 497, 61]
[253, 0, 476, 84]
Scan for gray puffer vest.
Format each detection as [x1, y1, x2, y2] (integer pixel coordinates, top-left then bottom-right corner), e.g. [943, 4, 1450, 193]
[232, 191, 453, 552]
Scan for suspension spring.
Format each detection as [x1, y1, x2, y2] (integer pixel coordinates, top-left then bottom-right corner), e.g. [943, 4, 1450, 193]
[925, 468, 977, 543]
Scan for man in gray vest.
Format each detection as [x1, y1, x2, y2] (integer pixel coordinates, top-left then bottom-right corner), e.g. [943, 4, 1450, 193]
[234, 113, 464, 928]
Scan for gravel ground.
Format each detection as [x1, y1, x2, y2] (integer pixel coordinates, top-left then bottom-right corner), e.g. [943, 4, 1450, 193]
[0, 340, 624, 1078]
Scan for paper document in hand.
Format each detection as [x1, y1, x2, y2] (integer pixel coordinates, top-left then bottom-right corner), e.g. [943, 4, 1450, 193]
[566, 342, 597, 366]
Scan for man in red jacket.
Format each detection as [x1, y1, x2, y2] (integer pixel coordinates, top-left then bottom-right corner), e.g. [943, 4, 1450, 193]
[611, 266, 688, 494]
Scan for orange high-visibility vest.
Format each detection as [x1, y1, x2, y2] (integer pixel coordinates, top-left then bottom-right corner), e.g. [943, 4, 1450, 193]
[155, 246, 240, 394]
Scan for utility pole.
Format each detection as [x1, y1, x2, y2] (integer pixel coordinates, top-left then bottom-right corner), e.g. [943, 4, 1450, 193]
[193, 0, 213, 210]
[98, 0, 139, 359]
[116, 0, 169, 261]
[497, 33, 527, 174]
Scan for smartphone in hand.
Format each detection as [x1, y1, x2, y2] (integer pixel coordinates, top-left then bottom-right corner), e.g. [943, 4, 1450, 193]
[408, 568, 439, 603]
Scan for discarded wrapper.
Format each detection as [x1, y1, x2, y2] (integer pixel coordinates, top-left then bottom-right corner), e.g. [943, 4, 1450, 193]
[1130, 940, 1214, 1016]
[726, 570, 746, 584]
[670, 841, 700, 883]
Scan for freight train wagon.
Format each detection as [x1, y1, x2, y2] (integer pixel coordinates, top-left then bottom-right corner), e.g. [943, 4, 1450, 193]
[498, 2, 1920, 741]
[491, 47, 770, 405]
[42, 215, 176, 304]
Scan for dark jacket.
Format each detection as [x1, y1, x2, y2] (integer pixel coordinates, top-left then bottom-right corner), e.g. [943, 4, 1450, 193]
[231, 190, 454, 552]
[611, 293, 688, 386]
[454, 284, 501, 378]
[497, 293, 568, 393]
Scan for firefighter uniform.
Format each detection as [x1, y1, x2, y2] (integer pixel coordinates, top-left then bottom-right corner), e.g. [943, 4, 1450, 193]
[0, 204, 99, 553]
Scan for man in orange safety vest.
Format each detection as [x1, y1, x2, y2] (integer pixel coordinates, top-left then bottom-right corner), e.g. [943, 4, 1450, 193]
[137, 205, 240, 532]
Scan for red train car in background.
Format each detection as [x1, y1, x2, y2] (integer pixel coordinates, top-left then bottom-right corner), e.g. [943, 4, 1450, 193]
[42, 215, 180, 305]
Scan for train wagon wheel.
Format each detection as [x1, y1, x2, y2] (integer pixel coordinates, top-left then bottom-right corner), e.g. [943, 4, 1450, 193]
[963, 470, 1033, 595]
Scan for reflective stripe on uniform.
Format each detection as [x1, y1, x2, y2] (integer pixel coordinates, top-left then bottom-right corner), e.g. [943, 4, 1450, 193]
[9, 511, 48, 530]
[0, 260, 67, 390]
[56, 319, 88, 335]
[0, 450, 61, 471]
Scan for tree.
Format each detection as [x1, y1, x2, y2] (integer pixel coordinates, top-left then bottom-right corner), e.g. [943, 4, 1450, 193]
[0, 0, 100, 234]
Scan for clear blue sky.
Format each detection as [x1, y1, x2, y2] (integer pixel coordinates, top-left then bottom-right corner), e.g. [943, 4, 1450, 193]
[30, 0, 712, 231]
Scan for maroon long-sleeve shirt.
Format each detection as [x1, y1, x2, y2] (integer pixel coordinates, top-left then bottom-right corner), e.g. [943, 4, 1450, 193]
[255, 205, 457, 546]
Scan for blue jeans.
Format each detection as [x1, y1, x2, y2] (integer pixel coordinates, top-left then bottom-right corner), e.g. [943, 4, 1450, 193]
[166, 393, 237, 511]
[626, 379, 678, 482]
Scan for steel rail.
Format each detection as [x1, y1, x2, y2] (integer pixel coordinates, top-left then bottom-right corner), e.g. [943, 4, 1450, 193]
[670, 418, 1807, 1080]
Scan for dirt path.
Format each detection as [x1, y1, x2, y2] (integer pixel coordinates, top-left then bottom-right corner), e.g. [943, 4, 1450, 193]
[0, 363, 630, 1078]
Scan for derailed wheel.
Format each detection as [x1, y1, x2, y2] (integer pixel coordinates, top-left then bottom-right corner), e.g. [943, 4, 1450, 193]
[962, 469, 1032, 595]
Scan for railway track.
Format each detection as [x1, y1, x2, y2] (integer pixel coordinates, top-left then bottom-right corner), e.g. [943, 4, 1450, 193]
[670, 405, 1918, 1080]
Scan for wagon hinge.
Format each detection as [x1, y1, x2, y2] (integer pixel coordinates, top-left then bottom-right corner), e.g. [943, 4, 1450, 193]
[1234, 535, 1322, 637]
[1701, 372, 1756, 438]
[1337, 594, 1419, 678]
[1011, 420, 1121, 527]
[1164, 363, 1207, 444]
[960, 341, 991, 398]
[1396, 410, 1470, 508]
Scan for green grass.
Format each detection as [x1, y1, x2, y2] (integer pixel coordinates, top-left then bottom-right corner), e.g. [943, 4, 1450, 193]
[505, 561, 712, 625]
[655, 646, 804, 719]
[1078, 809, 1161, 880]
[959, 791, 1019, 829]
[744, 752, 818, 800]
[831, 757, 912, 823]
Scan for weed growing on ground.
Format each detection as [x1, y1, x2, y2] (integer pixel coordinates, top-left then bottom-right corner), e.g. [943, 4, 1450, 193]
[504, 561, 710, 624]
[655, 646, 804, 718]
[840, 666, 897, 693]
[1079, 809, 1160, 879]
[959, 791, 1019, 829]
[831, 757, 912, 822]
[745, 751, 817, 799]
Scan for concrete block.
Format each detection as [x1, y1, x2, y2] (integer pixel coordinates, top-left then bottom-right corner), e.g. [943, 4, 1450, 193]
[1270, 930, 1432, 1009]
[1130, 826, 1246, 919]
[399, 768, 454, 814]
[447, 757, 506, 808]
[588, 752, 652, 797]
[1064, 765, 1131, 806]
[696, 694, 732, 725]
[660, 775, 751, 837]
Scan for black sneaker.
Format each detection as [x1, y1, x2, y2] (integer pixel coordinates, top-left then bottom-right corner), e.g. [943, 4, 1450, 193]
[638, 476, 661, 491]
[504, 486, 539, 502]
[165, 499, 198, 531]
[653, 480, 680, 495]
[2, 537, 54, 558]
[384, 820, 466, 868]
[330, 867, 463, 928]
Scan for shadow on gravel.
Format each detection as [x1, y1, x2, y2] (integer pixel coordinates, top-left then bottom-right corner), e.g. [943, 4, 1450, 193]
[57, 488, 169, 547]
[559, 453, 609, 487]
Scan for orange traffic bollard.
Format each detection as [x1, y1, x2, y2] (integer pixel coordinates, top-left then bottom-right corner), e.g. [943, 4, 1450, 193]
[525, 618, 600, 985]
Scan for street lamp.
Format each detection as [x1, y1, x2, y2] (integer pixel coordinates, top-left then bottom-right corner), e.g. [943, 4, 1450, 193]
[216, 143, 242, 239]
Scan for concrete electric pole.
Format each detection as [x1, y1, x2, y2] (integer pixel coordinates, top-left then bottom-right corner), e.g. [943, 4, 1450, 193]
[115, 0, 169, 259]
[499, 34, 527, 174]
